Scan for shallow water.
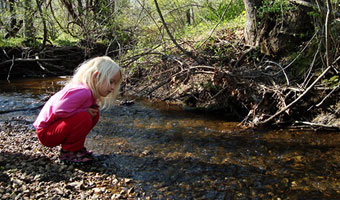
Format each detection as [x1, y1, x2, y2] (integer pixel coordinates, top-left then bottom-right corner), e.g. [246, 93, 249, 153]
[0, 77, 340, 199]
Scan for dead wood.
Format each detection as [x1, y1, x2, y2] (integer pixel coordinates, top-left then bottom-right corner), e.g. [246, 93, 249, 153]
[257, 65, 331, 125]
[154, 0, 204, 65]
[0, 46, 88, 80]
[256, 54, 340, 126]
[0, 58, 61, 67]
[315, 82, 339, 107]
[146, 65, 216, 97]
[292, 121, 340, 131]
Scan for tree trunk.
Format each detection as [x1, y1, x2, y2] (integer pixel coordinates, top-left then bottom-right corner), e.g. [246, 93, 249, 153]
[36, 0, 48, 47]
[5, 0, 18, 38]
[243, 0, 315, 56]
[24, 0, 34, 41]
[243, 0, 263, 47]
[186, 9, 191, 25]
[60, 0, 82, 26]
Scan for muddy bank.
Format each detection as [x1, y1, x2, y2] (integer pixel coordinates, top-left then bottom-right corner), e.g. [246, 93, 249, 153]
[123, 58, 340, 130]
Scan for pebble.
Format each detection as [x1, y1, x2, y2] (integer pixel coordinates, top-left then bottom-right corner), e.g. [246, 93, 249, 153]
[0, 122, 145, 200]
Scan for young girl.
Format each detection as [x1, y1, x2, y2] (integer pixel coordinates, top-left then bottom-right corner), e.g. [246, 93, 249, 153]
[33, 56, 123, 164]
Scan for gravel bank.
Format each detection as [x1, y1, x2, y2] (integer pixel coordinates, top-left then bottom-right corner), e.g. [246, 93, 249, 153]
[0, 117, 146, 200]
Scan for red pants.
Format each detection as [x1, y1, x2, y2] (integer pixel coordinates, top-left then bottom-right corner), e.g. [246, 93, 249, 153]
[36, 112, 99, 152]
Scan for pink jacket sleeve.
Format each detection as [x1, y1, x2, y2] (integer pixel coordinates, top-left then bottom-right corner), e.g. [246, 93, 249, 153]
[53, 88, 92, 118]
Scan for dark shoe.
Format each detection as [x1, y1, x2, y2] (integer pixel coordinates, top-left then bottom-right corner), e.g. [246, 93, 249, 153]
[59, 149, 94, 165]
[78, 148, 108, 161]
[78, 147, 93, 157]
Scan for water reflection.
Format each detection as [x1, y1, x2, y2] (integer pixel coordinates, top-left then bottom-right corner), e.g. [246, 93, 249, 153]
[0, 77, 68, 96]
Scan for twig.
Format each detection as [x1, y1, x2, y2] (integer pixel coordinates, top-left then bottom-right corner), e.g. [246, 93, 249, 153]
[264, 60, 290, 85]
[209, 85, 229, 100]
[105, 37, 116, 56]
[284, 31, 318, 70]
[302, 40, 322, 88]
[198, 0, 233, 49]
[154, 0, 203, 64]
[147, 77, 172, 96]
[288, 0, 315, 7]
[163, 87, 181, 101]
[6, 56, 15, 83]
[240, 96, 265, 127]
[325, 0, 332, 66]
[1, 48, 10, 59]
[294, 121, 340, 130]
[233, 47, 254, 68]
[146, 65, 215, 96]
[188, 65, 215, 70]
[37, 61, 57, 75]
[258, 64, 333, 125]
[0, 58, 60, 67]
[315, 82, 339, 107]
[121, 45, 162, 67]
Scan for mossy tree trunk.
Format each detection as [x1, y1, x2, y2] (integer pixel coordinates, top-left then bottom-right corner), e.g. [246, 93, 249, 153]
[243, 0, 315, 56]
[243, 0, 263, 47]
[5, 0, 22, 39]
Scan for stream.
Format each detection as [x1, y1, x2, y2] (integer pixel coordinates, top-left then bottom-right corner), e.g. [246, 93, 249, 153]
[1, 77, 340, 199]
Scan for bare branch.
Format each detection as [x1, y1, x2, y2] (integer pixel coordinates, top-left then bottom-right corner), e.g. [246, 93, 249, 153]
[258, 64, 333, 125]
[315, 82, 339, 107]
[153, 0, 203, 64]
[288, 0, 315, 7]
[325, 0, 332, 66]
[6, 56, 15, 83]
[198, 0, 234, 48]
[0, 58, 61, 67]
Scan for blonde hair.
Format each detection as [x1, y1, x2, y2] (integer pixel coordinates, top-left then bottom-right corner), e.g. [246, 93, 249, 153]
[68, 56, 123, 109]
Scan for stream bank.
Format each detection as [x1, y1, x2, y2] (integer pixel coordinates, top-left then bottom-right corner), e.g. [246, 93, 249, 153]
[1, 40, 339, 130]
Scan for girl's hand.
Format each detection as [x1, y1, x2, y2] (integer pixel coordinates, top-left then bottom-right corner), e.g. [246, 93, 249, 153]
[88, 105, 99, 118]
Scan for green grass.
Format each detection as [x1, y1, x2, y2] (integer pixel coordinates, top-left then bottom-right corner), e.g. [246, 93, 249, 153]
[0, 37, 25, 47]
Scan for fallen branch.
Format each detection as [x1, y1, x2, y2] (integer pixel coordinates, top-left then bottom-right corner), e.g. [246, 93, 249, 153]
[258, 64, 333, 125]
[146, 65, 215, 96]
[315, 82, 339, 107]
[0, 58, 60, 67]
[264, 60, 290, 85]
[6, 56, 15, 83]
[288, 0, 315, 7]
[233, 47, 254, 68]
[294, 121, 340, 131]
[37, 61, 57, 75]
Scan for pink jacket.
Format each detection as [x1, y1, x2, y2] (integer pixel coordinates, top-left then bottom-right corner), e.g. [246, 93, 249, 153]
[33, 83, 97, 129]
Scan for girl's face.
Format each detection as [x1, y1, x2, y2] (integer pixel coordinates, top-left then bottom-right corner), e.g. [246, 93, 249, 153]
[98, 71, 121, 97]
